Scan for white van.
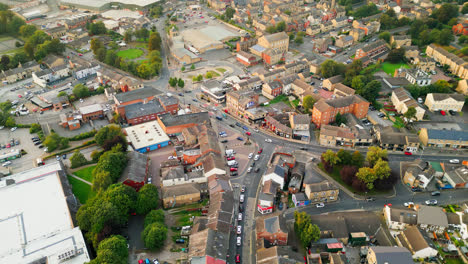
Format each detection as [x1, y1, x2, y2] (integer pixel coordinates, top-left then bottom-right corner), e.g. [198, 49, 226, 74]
[227, 160, 238, 166]
[225, 149, 236, 156]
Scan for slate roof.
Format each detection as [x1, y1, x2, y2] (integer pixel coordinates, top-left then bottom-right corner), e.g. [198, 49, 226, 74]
[114, 87, 162, 103]
[369, 246, 413, 264]
[361, 39, 387, 53]
[263, 32, 289, 43]
[430, 93, 465, 102]
[326, 75, 344, 84]
[426, 129, 468, 141]
[417, 205, 448, 228]
[124, 101, 165, 119]
[388, 207, 418, 225]
[119, 151, 147, 183]
[158, 112, 210, 127]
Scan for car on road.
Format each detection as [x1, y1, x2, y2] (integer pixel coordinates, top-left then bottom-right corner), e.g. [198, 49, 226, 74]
[316, 203, 325, 208]
[0, 126, 4, 130]
[254, 167, 260, 173]
[411, 187, 422, 192]
[449, 159, 460, 164]
[241, 185, 246, 193]
[278, 202, 283, 210]
[56, 155, 61, 161]
[449, 110, 456, 116]
[404, 151, 412, 155]
[258, 148, 263, 154]
[175, 239, 185, 244]
[168, 156, 177, 160]
[2, 161, 12, 167]
[254, 154, 259, 161]
[235, 254, 240, 263]
[403, 202, 414, 207]
[237, 236, 242, 246]
[10, 127, 17, 132]
[235, 122, 242, 127]
[237, 225, 242, 234]
[220, 139, 228, 143]
[239, 203, 244, 212]
[153, 259, 159, 264]
[230, 171, 238, 176]
[425, 199, 437, 205]
[237, 137, 243, 141]
[247, 167, 252, 173]
[6, 143, 10, 148]
[265, 138, 272, 143]
[431, 191, 441, 196]
[254, 128, 259, 132]
[366, 197, 376, 202]
[248, 153, 253, 159]
[138, 260, 144, 264]
[178, 93, 184, 96]
[238, 213, 242, 221]
[245, 131, 251, 136]
[192, 99, 198, 102]
[79, 98, 83, 103]
[440, 110, 446, 116]
[242, 126, 248, 131]
[230, 167, 238, 172]
[219, 131, 226, 135]
[240, 194, 244, 203]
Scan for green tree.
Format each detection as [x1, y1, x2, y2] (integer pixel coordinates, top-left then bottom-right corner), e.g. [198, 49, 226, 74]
[94, 150, 128, 183]
[322, 149, 341, 166]
[461, 47, 468, 56]
[136, 184, 159, 215]
[294, 35, 303, 45]
[337, 149, 352, 165]
[89, 235, 128, 264]
[57, 91, 67, 97]
[177, 78, 185, 88]
[366, 146, 387, 167]
[43, 132, 61, 152]
[181, 66, 185, 71]
[190, 64, 195, 70]
[356, 167, 376, 190]
[105, 50, 117, 66]
[434, 3, 458, 24]
[89, 21, 107, 35]
[206, 72, 213, 79]
[300, 223, 320, 249]
[19, 24, 36, 38]
[29, 123, 41, 134]
[144, 209, 165, 227]
[459, 35, 468, 45]
[462, 4, 468, 14]
[320, 60, 345, 78]
[351, 151, 364, 167]
[148, 32, 161, 51]
[302, 95, 315, 113]
[90, 38, 104, 55]
[356, 80, 381, 102]
[137, 64, 152, 79]
[224, 7, 235, 20]
[403, 106, 417, 120]
[92, 170, 112, 192]
[335, 112, 347, 125]
[437, 29, 454, 46]
[70, 150, 88, 169]
[124, 30, 133, 42]
[373, 158, 391, 180]
[275, 21, 286, 32]
[378, 31, 391, 43]
[266, 26, 276, 34]
[91, 150, 103, 162]
[72, 83, 90, 98]
[351, 75, 365, 90]
[95, 125, 127, 150]
[169, 77, 177, 87]
[196, 74, 203, 81]
[141, 222, 167, 250]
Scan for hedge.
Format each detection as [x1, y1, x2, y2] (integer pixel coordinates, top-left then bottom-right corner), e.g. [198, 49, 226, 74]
[44, 140, 97, 160]
[68, 130, 97, 141]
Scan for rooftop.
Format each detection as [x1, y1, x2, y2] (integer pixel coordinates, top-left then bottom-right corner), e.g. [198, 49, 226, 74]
[124, 120, 170, 150]
[79, 104, 103, 115]
[114, 87, 162, 104]
[158, 112, 210, 128]
[124, 101, 165, 120]
[425, 128, 468, 141]
[370, 246, 413, 264]
[120, 151, 147, 183]
[0, 162, 90, 264]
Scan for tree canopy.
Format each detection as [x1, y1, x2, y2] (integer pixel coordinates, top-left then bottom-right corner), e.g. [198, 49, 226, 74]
[294, 211, 320, 249]
[136, 184, 159, 215]
[366, 146, 387, 167]
[88, 235, 128, 264]
[320, 60, 345, 78]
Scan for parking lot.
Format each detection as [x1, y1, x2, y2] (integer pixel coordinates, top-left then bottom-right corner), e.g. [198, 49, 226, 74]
[0, 127, 45, 173]
[148, 145, 177, 187]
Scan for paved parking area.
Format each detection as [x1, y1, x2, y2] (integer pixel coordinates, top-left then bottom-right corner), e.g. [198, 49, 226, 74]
[148, 146, 176, 187]
[0, 128, 45, 173]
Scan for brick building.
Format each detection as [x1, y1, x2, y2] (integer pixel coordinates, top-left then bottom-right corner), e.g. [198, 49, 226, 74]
[79, 104, 104, 122]
[157, 112, 211, 135]
[114, 87, 160, 116]
[256, 215, 288, 246]
[157, 94, 179, 114]
[124, 101, 166, 125]
[311, 95, 370, 127]
[354, 40, 389, 65]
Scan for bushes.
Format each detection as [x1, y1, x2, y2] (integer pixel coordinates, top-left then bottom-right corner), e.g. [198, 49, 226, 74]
[70, 150, 90, 169]
[69, 130, 97, 141]
[43, 132, 69, 152]
[29, 123, 41, 134]
[141, 209, 167, 250]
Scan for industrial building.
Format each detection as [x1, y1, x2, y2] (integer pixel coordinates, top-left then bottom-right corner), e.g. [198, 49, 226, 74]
[59, 0, 161, 11]
[0, 162, 90, 264]
[124, 120, 171, 153]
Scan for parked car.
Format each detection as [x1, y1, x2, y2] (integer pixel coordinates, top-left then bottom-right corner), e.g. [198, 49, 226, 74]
[404, 151, 412, 155]
[242, 126, 248, 131]
[254, 167, 260, 173]
[145, 259, 151, 264]
[258, 148, 263, 154]
[247, 167, 252, 173]
[366, 197, 375, 202]
[431, 191, 441, 196]
[10, 127, 17, 132]
[425, 199, 437, 205]
[254, 154, 259, 161]
[230, 171, 238, 176]
[235, 122, 242, 127]
[2, 161, 12, 167]
[220, 139, 228, 143]
[175, 239, 185, 244]
[229, 124, 235, 128]
[440, 110, 446, 116]
[449, 110, 457, 116]
[237, 137, 243, 141]
[240, 194, 244, 203]
[6, 143, 10, 148]
[265, 138, 272, 143]
[241, 185, 246, 193]
[38, 145, 44, 148]
[230, 168, 238, 172]
[278, 202, 283, 210]
[237, 225, 242, 235]
[226, 156, 235, 161]
[248, 153, 253, 159]
[403, 202, 414, 207]
[316, 203, 325, 208]
[245, 131, 251, 136]
[239, 203, 244, 212]
[449, 159, 460, 164]
[235, 254, 241, 263]
[238, 213, 242, 221]
[236, 236, 241, 246]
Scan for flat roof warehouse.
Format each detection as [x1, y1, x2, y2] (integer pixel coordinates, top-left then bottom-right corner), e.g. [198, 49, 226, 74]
[124, 120, 170, 150]
[59, 0, 161, 10]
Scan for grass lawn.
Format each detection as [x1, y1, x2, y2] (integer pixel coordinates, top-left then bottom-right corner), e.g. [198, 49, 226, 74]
[381, 62, 410, 76]
[0, 47, 23, 56]
[216, 68, 226, 73]
[268, 94, 289, 105]
[67, 175, 96, 204]
[117, 48, 144, 59]
[205, 70, 220, 78]
[176, 211, 202, 226]
[392, 116, 405, 129]
[0, 35, 13, 42]
[74, 165, 96, 182]
[135, 43, 147, 49]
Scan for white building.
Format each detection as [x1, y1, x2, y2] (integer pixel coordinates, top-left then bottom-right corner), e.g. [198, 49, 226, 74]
[261, 165, 286, 189]
[0, 162, 90, 264]
[404, 68, 432, 86]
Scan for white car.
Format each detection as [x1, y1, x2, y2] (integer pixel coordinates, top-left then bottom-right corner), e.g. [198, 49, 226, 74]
[254, 128, 259, 132]
[449, 159, 460, 164]
[247, 167, 252, 173]
[316, 203, 325, 208]
[248, 153, 253, 159]
[265, 138, 272, 143]
[147, 177, 152, 184]
[2, 161, 11, 167]
[254, 154, 260, 161]
[236, 236, 242, 246]
[237, 225, 242, 235]
[0, 126, 4, 130]
[10, 127, 17, 132]
[240, 194, 244, 203]
[238, 213, 242, 221]
[43, 147, 48, 152]
[79, 98, 84, 103]
[403, 202, 414, 207]
[168, 156, 177, 160]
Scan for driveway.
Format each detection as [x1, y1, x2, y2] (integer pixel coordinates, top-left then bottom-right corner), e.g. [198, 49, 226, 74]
[147, 146, 176, 187]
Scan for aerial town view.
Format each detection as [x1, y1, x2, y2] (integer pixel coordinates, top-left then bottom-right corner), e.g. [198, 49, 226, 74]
[0, 0, 468, 263]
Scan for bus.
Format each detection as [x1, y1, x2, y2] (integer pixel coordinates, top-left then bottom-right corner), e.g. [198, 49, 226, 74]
[0, 149, 21, 163]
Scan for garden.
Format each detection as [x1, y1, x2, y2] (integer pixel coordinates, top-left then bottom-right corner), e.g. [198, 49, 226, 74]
[117, 48, 144, 60]
[67, 175, 95, 204]
[74, 165, 96, 182]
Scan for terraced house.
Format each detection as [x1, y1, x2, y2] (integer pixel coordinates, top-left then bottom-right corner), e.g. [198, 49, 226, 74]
[426, 44, 468, 79]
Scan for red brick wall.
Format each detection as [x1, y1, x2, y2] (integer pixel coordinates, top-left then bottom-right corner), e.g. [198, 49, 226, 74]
[127, 114, 159, 126]
[82, 110, 103, 122]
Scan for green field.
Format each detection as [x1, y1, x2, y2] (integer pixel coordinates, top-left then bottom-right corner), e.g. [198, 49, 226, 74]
[74, 165, 96, 182]
[205, 70, 220, 78]
[381, 62, 410, 76]
[117, 49, 144, 59]
[216, 68, 226, 73]
[67, 175, 95, 204]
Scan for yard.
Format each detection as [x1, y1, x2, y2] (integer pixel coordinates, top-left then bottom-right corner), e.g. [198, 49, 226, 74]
[67, 175, 95, 204]
[74, 165, 96, 182]
[267, 94, 289, 105]
[380, 62, 410, 76]
[392, 116, 405, 129]
[117, 48, 144, 59]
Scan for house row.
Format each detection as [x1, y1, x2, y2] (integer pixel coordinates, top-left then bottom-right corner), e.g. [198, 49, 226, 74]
[0, 61, 41, 85]
[426, 44, 468, 79]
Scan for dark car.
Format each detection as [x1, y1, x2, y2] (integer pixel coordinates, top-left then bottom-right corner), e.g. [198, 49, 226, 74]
[366, 197, 376, 202]
[411, 187, 422, 192]
[220, 139, 228, 143]
[237, 137, 243, 141]
[230, 171, 238, 176]
[229, 124, 235, 128]
[175, 239, 185, 244]
[278, 202, 283, 210]
[38, 144, 44, 148]
[34, 141, 42, 145]
[449, 110, 456, 116]
[62, 154, 67, 159]
[254, 167, 260, 173]
[192, 99, 198, 102]
[235, 122, 242, 127]
[239, 203, 244, 212]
